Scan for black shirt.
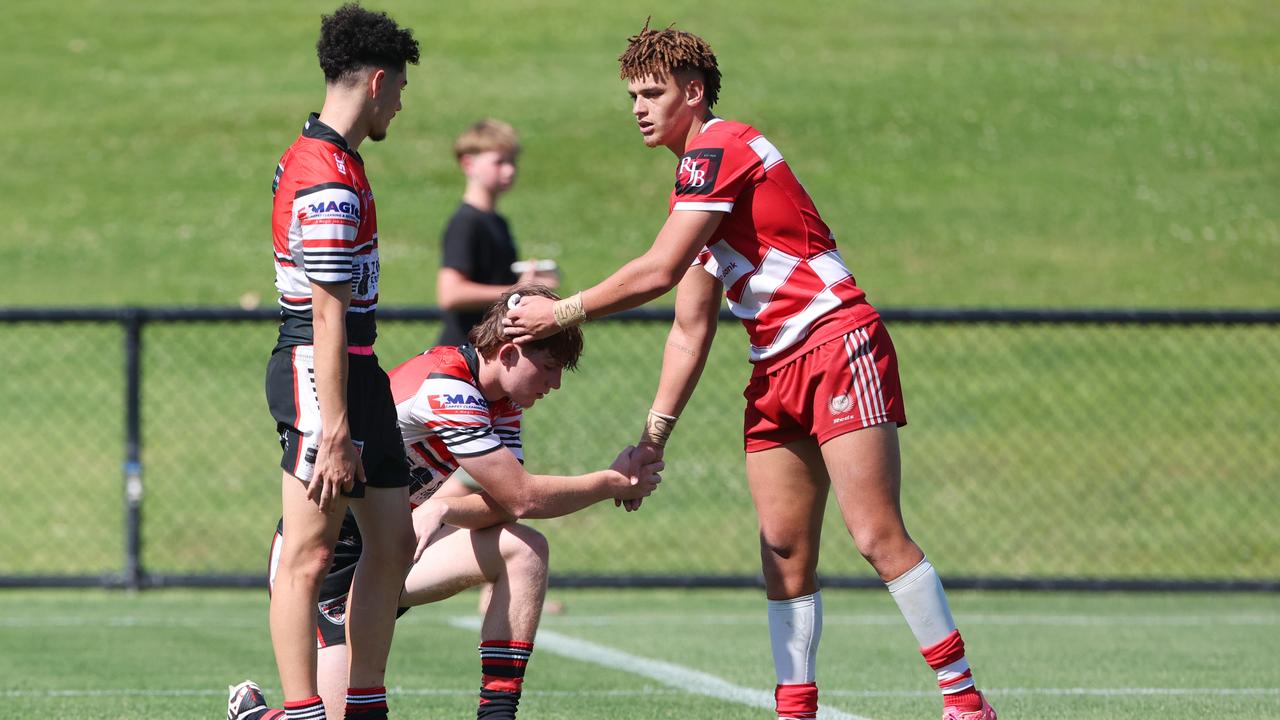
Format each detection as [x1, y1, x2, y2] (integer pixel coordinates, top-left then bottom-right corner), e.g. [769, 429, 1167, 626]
[438, 203, 518, 345]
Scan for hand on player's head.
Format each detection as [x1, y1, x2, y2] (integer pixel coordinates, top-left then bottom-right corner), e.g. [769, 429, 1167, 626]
[502, 294, 557, 344]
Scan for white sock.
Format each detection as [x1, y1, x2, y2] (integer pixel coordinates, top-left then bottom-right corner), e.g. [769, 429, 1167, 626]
[767, 591, 822, 684]
[885, 557, 956, 647]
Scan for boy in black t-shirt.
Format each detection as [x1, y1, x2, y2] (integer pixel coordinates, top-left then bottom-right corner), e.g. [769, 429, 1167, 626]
[436, 119, 558, 345]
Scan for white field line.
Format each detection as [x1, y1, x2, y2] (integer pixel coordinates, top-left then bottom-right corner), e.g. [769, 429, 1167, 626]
[5, 686, 1277, 700]
[530, 612, 1280, 628]
[3, 612, 1276, 629]
[450, 615, 872, 720]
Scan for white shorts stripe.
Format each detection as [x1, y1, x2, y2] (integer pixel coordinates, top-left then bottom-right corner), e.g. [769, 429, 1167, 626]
[860, 327, 888, 422]
[846, 328, 887, 427]
[845, 334, 873, 422]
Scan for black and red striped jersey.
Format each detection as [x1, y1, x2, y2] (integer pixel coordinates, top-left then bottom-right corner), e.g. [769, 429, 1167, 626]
[271, 114, 382, 350]
[670, 118, 879, 371]
[388, 345, 523, 507]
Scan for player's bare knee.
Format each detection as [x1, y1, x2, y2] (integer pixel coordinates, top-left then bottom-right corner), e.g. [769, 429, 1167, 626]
[363, 525, 415, 569]
[501, 524, 550, 569]
[282, 544, 335, 585]
[851, 524, 911, 566]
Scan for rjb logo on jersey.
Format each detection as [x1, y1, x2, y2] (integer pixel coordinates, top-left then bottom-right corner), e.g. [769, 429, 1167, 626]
[675, 148, 723, 195]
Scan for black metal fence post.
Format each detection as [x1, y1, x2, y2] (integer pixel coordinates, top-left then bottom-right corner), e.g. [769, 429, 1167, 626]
[122, 310, 144, 590]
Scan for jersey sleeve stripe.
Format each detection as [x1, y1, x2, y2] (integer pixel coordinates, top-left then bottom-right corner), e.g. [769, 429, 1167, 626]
[674, 201, 734, 212]
[747, 135, 785, 170]
[295, 181, 357, 198]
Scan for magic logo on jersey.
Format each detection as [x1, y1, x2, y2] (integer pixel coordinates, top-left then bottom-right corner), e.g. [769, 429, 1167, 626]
[675, 148, 723, 195]
[427, 393, 488, 416]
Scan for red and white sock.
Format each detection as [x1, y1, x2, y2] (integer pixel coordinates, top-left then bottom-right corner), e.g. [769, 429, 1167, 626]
[922, 630, 982, 710]
[768, 592, 822, 719]
[283, 696, 325, 720]
[478, 640, 533, 719]
[886, 558, 982, 712]
[343, 686, 388, 719]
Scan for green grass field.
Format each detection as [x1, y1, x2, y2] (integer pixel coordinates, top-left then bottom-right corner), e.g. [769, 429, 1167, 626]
[2, 0, 1277, 308]
[2, 588, 1277, 719]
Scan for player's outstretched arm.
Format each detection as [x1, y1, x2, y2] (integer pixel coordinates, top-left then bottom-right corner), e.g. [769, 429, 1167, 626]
[456, 445, 662, 520]
[650, 265, 723, 423]
[619, 267, 723, 513]
[503, 209, 723, 342]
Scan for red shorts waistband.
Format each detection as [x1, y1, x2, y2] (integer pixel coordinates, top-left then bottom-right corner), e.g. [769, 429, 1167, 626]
[347, 345, 374, 356]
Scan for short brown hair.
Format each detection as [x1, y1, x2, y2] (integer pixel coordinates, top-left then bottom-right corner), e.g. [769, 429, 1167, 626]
[618, 19, 721, 109]
[468, 285, 584, 370]
[453, 119, 521, 161]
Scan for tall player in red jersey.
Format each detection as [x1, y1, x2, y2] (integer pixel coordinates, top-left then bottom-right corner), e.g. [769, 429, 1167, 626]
[504, 22, 997, 720]
[261, 6, 420, 720]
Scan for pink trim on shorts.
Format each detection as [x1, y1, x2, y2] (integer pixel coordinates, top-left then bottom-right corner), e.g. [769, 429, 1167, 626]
[347, 345, 374, 356]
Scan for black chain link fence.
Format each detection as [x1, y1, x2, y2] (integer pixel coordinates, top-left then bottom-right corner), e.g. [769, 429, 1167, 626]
[1, 308, 1277, 590]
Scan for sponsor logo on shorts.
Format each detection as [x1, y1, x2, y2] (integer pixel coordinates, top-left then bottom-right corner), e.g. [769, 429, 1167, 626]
[829, 394, 852, 415]
[318, 594, 348, 625]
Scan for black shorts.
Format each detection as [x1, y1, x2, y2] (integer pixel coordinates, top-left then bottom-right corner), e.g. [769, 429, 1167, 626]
[268, 512, 411, 648]
[265, 346, 409, 496]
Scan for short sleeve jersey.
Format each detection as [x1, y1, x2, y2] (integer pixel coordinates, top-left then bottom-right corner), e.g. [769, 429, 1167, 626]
[438, 203, 519, 346]
[272, 114, 382, 351]
[670, 119, 879, 370]
[388, 345, 523, 507]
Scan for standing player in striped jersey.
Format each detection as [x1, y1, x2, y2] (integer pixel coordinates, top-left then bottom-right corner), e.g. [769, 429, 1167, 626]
[503, 22, 997, 720]
[231, 287, 663, 720]
[260, 6, 419, 720]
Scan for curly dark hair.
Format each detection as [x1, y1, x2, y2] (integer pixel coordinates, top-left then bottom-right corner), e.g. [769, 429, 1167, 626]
[317, 3, 420, 83]
[619, 18, 721, 109]
[469, 285, 584, 371]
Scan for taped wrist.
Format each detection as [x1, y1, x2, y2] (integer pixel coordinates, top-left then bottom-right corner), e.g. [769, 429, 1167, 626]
[552, 292, 587, 328]
[641, 409, 679, 447]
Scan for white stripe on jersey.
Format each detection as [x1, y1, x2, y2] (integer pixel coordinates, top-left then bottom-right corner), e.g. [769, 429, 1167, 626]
[701, 240, 756, 290]
[747, 135, 785, 170]
[673, 201, 734, 213]
[752, 285, 846, 360]
[738, 247, 800, 310]
[703, 244, 854, 362]
[810, 249, 853, 287]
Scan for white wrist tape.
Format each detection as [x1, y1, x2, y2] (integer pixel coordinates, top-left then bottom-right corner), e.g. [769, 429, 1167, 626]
[641, 409, 679, 447]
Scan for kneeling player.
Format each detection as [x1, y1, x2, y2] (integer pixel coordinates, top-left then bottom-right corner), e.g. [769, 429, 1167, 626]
[230, 286, 661, 720]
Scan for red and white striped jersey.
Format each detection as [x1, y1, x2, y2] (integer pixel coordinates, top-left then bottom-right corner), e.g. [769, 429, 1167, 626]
[670, 119, 879, 370]
[271, 114, 382, 350]
[388, 345, 523, 507]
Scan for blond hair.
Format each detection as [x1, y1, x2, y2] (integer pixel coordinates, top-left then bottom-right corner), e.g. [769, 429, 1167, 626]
[453, 118, 521, 160]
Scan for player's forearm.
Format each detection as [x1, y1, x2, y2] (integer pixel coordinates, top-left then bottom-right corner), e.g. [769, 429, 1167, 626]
[653, 321, 716, 417]
[582, 252, 684, 319]
[506, 471, 617, 519]
[437, 493, 513, 529]
[311, 287, 350, 440]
